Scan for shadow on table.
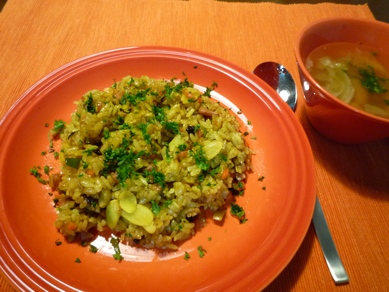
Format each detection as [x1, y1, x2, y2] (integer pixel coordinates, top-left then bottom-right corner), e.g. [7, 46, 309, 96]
[305, 120, 389, 200]
[263, 224, 316, 291]
[218, 0, 389, 23]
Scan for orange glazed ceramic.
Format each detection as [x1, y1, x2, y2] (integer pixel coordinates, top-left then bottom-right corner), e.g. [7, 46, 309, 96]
[295, 17, 389, 144]
[0, 47, 316, 291]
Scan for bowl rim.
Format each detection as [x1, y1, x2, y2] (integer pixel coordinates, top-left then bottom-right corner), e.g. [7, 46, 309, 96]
[295, 16, 389, 125]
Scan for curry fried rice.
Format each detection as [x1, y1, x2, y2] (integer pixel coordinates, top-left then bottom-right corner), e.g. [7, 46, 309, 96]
[50, 75, 252, 250]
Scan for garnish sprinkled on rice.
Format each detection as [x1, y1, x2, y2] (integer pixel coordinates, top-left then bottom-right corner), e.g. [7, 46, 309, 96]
[46, 75, 252, 250]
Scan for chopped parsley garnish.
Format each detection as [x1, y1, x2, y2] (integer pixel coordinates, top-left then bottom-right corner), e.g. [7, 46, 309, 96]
[43, 165, 50, 175]
[218, 153, 228, 162]
[230, 203, 247, 224]
[151, 200, 161, 215]
[357, 65, 388, 94]
[120, 88, 150, 106]
[114, 116, 125, 126]
[184, 251, 190, 261]
[82, 160, 89, 169]
[75, 258, 81, 263]
[110, 237, 124, 261]
[89, 244, 98, 253]
[84, 93, 96, 113]
[103, 129, 110, 139]
[102, 138, 146, 185]
[162, 121, 180, 134]
[50, 120, 65, 136]
[144, 169, 166, 188]
[190, 147, 210, 171]
[210, 166, 220, 177]
[152, 105, 166, 122]
[55, 239, 62, 246]
[197, 245, 207, 258]
[203, 82, 218, 97]
[138, 123, 151, 144]
[178, 143, 187, 151]
[174, 78, 193, 92]
[29, 166, 47, 184]
[152, 105, 180, 134]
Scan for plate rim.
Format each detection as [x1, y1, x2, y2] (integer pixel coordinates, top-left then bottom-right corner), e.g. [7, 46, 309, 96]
[0, 46, 316, 291]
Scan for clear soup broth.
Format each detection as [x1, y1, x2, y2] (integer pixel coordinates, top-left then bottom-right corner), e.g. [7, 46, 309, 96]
[306, 42, 389, 119]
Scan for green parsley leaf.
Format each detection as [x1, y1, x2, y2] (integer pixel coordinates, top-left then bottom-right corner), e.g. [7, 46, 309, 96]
[197, 245, 207, 258]
[120, 88, 149, 106]
[29, 166, 47, 185]
[103, 129, 110, 139]
[84, 93, 96, 113]
[152, 105, 166, 122]
[151, 200, 161, 215]
[184, 251, 190, 261]
[230, 203, 247, 224]
[357, 65, 388, 94]
[162, 121, 180, 135]
[43, 165, 50, 175]
[138, 123, 151, 144]
[144, 168, 166, 188]
[50, 120, 65, 136]
[178, 143, 187, 152]
[190, 147, 210, 171]
[89, 244, 98, 253]
[110, 237, 124, 261]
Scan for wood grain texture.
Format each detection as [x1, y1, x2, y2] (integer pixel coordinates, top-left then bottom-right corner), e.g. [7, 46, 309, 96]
[1, 1, 388, 291]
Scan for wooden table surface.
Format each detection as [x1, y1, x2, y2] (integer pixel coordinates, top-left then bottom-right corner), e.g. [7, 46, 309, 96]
[1, 0, 388, 291]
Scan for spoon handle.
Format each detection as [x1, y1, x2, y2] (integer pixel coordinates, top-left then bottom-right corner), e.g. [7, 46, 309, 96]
[312, 196, 349, 284]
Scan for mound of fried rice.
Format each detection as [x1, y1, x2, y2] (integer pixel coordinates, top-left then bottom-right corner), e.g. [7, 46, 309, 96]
[52, 75, 251, 249]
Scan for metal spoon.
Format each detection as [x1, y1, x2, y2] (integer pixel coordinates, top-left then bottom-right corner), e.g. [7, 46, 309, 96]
[253, 62, 297, 110]
[253, 62, 349, 285]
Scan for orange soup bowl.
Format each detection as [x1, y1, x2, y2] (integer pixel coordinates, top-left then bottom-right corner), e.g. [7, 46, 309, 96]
[295, 17, 389, 144]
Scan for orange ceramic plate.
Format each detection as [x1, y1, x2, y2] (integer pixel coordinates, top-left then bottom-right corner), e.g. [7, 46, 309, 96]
[0, 47, 315, 291]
